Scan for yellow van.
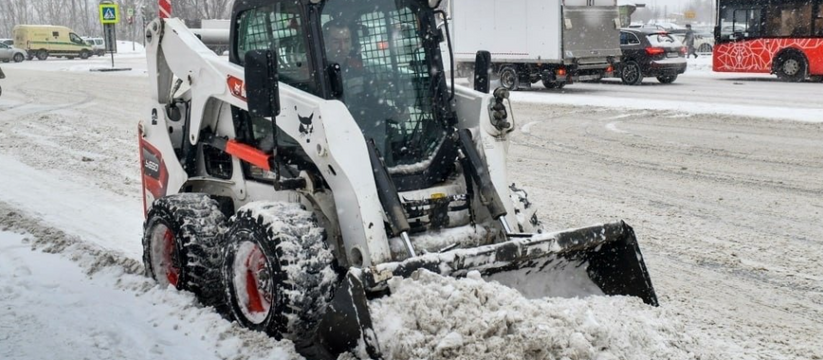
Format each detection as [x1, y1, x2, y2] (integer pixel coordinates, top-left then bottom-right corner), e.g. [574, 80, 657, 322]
[13, 25, 94, 61]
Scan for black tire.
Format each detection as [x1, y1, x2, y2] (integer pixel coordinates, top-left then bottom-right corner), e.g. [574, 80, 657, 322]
[36, 50, 48, 61]
[80, 50, 90, 60]
[542, 78, 565, 89]
[656, 74, 678, 84]
[499, 66, 519, 91]
[698, 43, 712, 53]
[621, 61, 643, 85]
[775, 52, 807, 82]
[222, 202, 336, 341]
[13, 53, 24, 63]
[66, 56, 75, 60]
[1, 60, 7, 63]
[142, 193, 227, 309]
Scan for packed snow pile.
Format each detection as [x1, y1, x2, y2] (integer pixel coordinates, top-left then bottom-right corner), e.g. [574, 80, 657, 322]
[370, 270, 701, 360]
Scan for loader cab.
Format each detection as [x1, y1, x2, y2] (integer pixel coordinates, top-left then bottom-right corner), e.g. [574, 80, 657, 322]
[230, 0, 456, 191]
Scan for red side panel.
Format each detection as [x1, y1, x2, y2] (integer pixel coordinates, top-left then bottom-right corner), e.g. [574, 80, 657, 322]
[138, 128, 169, 217]
[713, 38, 823, 75]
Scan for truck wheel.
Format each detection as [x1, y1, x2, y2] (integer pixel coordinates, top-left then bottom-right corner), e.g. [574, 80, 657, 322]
[499, 66, 519, 91]
[620, 61, 643, 85]
[775, 52, 807, 82]
[541, 78, 565, 89]
[80, 50, 90, 60]
[13, 53, 24, 63]
[656, 74, 678, 84]
[66, 56, 75, 60]
[222, 202, 336, 341]
[142, 193, 228, 308]
[36, 50, 48, 61]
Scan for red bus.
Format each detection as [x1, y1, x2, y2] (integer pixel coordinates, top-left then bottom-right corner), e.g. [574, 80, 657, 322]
[714, 0, 823, 81]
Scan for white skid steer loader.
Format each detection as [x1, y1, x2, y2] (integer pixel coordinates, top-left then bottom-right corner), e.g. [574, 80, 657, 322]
[139, 0, 657, 358]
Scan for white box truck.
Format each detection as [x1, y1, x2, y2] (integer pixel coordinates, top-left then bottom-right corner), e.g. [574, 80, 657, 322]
[449, 0, 622, 89]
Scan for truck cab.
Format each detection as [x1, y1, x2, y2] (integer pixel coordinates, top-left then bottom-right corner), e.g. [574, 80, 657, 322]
[450, 0, 622, 89]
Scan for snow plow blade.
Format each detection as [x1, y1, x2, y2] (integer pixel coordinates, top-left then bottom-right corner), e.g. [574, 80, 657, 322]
[313, 221, 656, 358]
[364, 220, 657, 306]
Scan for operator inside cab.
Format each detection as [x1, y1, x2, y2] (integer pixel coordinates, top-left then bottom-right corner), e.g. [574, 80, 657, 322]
[320, 13, 414, 164]
[322, 1, 430, 164]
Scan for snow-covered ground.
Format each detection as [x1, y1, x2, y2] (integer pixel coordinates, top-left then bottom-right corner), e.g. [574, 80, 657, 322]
[1, 52, 822, 359]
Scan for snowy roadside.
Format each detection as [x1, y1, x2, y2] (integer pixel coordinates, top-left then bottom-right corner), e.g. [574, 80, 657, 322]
[0, 203, 303, 360]
[0, 157, 712, 360]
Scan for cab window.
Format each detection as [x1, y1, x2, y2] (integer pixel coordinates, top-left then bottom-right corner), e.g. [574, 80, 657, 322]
[620, 32, 641, 45]
[70, 33, 83, 44]
[236, 2, 316, 95]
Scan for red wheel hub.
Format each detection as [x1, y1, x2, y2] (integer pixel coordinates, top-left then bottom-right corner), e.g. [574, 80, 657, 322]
[162, 228, 180, 287]
[233, 241, 273, 324]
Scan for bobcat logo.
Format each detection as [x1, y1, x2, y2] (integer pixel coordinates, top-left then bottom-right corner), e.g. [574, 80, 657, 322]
[298, 113, 314, 143]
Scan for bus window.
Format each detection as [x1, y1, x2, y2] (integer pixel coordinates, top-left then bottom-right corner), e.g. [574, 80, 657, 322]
[720, 7, 761, 39]
[765, 0, 813, 37]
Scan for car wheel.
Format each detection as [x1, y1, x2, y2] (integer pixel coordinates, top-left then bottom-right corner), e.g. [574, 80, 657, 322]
[656, 75, 678, 84]
[620, 61, 643, 85]
[775, 52, 807, 82]
[1, 59, 8, 63]
[499, 66, 519, 91]
[698, 44, 712, 53]
[80, 50, 90, 60]
[36, 50, 48, 61]
[13, 53, 24, 63]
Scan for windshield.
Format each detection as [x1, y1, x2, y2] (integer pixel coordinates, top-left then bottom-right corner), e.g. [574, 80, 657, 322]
[321, 0, 446, 168]
[647, 33, 679, 46]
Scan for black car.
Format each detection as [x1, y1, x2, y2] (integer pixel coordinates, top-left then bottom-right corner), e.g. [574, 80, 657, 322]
[617, 28, 687, 85]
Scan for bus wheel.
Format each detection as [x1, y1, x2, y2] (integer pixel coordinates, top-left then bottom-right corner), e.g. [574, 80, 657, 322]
[775, 52, 807, 82]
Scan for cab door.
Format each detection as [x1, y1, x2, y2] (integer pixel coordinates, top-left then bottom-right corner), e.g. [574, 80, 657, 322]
[0, 43, 12, 60]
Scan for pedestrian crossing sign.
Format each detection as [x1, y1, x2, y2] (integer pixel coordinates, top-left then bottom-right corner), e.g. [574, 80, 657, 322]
[99, 3, 120, 24]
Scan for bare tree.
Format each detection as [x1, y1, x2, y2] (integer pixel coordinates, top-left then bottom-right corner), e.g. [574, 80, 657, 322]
[0, 0, 234, 38]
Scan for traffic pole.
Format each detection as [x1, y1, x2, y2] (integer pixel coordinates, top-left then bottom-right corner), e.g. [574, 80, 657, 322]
[159, 0, 172, 18]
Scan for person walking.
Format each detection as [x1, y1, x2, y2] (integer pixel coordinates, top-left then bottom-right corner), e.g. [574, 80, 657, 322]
[685, 24, 697, 59]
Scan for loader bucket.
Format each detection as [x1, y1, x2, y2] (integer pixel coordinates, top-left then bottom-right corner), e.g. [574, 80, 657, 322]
[312, 221, 656, 359]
